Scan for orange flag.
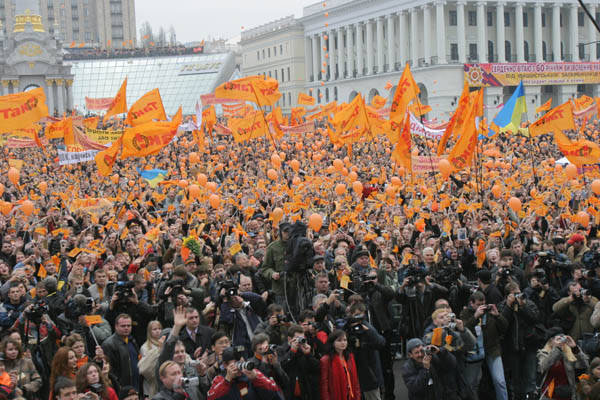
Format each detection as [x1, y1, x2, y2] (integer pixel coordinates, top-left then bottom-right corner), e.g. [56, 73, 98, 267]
[438, 83, 469, 156]
[389, 64, 419, 122]
[103, 78, 128, 124]
[0, 88, 48, 134]
[201, 105, 217, 137]
[371, 95, 387, 110]
[215, 76, 281, 107]
[547, 379, 555, 398]
[529, 101, 575, 137]
[120, 107, 181, 158]
[125, 88, 166, 126]
[95, 136, 123, 176]
[266, 106, 284, 138]
[554, 130, 600, 166]
[447, 90, 481, 170]
[391, 114, 412, 171]
[408, 98, 432, 116]
[574, 95, 595, 111]
[12, 124, 41, 139]
[83, 116, 99, 130]
[536, 98, 552, 114]
[228, 111, 269, 143]
[332, 93, 369, 134]
[297, 93, 316, 106]
[46, 118, 71, 139]
[291, 107, 306, 126]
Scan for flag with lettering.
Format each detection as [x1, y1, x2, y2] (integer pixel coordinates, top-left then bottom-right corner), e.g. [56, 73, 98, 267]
[389, 64, 419, 122]
[215, 76, 281, 107]
[297, 93, 316, 106]
[0, 88, 49, 134]
[95, 136, 123, 176]
[125, 88, 166, 126]
[554, 130, 600, 166]
[529, 101, 576, 137]
[228, 111, 269, 143]
[120, 107, 181, 158]
[103, 78, 128, 124]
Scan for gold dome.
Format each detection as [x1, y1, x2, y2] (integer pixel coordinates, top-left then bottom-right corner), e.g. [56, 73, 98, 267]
[14, 9, 45, 33]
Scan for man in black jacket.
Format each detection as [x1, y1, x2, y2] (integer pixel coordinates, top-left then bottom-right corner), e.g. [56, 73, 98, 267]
[102, 313, 140, 390]
[278, 325, 319, 400]
[179, 307, 214, 357]
[476, 269, 503, 305]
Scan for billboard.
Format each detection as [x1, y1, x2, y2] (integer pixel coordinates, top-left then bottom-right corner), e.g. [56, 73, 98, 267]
[464, 62, 600, 87]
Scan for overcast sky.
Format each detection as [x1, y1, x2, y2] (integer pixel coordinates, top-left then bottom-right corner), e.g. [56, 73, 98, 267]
[135, 0, 319, 43]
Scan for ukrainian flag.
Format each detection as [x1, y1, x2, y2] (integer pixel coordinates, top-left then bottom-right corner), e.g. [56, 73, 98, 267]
[138, 168, 167, 188]
[491, 81, 528, 135]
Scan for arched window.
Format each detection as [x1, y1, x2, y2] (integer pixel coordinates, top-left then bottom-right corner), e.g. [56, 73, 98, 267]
[334, 87, 338, 101]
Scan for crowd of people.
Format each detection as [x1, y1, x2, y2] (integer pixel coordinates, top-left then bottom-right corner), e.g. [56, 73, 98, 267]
[0, 106, 598, 400]
[63, 45, 201, 61]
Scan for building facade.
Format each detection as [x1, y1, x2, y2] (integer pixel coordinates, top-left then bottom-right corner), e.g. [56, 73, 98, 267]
[1, 0, 136, 49]
[240, 16, 307, 114]
[0, 0, 73, 115]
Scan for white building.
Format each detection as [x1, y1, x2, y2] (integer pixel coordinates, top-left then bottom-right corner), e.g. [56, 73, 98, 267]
[240, 16, 306, 114]
[242, 0, 600, 120]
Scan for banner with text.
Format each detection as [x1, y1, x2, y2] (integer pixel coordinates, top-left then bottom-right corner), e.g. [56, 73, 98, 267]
[464, 62, 600, 87]
[85, 97, 113, 111]
[409, 113, 445, 140]
[84, 127, 123, 145]
[57, 149, 98, 165]
[412, 155, 443, 174]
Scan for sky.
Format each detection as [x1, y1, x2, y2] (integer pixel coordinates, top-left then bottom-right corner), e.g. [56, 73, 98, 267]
[135, 0, 319, 44]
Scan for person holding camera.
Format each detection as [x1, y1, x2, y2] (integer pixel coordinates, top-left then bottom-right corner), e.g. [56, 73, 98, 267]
[524, 271, 560, 327]
[248, 333, 289, 392]
[0, 337, 42, 399]
[152, 361, 186, 400]
[553, 281, 598, 341]
[319, 329, 361, 400]
[279, 324, 319, 400]
[101, 314, 140, 391]
[75, 362, 118, 400]
[537, 328, 589, 400]
[254, 305, 287, 346]
[207, 347, 283, 400]
[499, 282, 541, 400]
[460, 291, 509, 400]
[491, 250, 525, 294]
[0, 282, 27, 329]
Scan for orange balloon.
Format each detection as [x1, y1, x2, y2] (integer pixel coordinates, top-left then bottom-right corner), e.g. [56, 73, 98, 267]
[216, 144, 226, 152]
[110, 174, 119, 185]
[438, 159, 452, 178]
[209, 194, 220, 208]
[206, 182, 217, 192]
[335, 183, 346, 195]
[491, 184, 501, 198]
[348, 171, 358, 182]
[272, 207, 284, 224]
[592, 179, 600, 195]
[0, 183, 4, 197]
[178, 179, 188, 188]
[189, 152, 199, 163]
[197, 173, 208, 187]
[38, 181, 47, 194]
[326, 166, 335, 174]
[352, 181, 363, 194]
[279, 152, 286, 161]
[508, 197, 522, 213]
[308, 213, 323, 231]
[578, 211, 590, 227]
[188, 184, 201, 200]
[21, 200, 34, 216]
[267, 169, 278, 180]
[292, 176, 302, 185]
[341, 167, 348, 177]
[391, 177, 401, 187]
[290, 160, 300, 172]
[0, 202, 11, 216]
[565, 164, 578, 179]
[385, 186, 396, 196]
[554, 164, 563, 173]
[7, 167, 19, 186]
[271, 153, 281, 169]
[333, 159, 343, 171]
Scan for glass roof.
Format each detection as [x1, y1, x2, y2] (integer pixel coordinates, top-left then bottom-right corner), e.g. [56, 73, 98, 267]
[67, 53, 236, 115]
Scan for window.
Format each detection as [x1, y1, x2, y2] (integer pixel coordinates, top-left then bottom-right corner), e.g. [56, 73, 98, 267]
[325, 88, 329, 102]
[274, 46, 276, 56]
[524, 41, 529, 61]
[505, 41, 511, 61]
[542, 12, 546, 27]
[579, 43, 585, 59]
[268, 71, 271, 77]
[560, 13, 563, 27]
[597, 42, 600, 59]
[487, 11, 494, 26]
[287, 67, 290, 81]
[268, 48, 270, 57]
[450, 43, 458, 60]
[523, 12, 528, 27]
[504, 12, 510, 26]
[449, 10, 457, 26]
[469, 43, 478, 60]
[488, 40, 494, 62]
[561, 41, 564, 59]
[110, 2, 121, 13]
[280, 44, 283, 54]
[275, 70, 278, 80]
[334, 87, 338, 101]
[288, 93, 291, 105]
[468, 11, 477, 26]
[281, 68, 284, 82]
[543, 41, 547, 60]
[283, 94, 286, 107]
[262, 49, 265, 58]
[257, 51, 259, 60]
[579, 12, 585, 27]
[85, 31, 91, 41]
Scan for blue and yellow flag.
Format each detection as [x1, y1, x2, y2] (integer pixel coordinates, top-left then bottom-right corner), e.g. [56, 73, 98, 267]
[492, 81, 527, 135]
[138, 168, 167, 188]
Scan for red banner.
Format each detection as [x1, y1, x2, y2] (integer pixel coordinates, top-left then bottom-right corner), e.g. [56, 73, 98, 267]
[85, 97, 114, 111]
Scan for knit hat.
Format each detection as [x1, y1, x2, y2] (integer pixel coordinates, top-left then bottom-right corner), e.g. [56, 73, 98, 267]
[406, 338, 423, 354]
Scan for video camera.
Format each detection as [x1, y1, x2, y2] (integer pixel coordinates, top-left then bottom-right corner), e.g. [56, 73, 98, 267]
[25, 299, 49, 323]
[404, 266, 427, 286]
[115, 281, 135, 301]
[537, 251, 572, 272]
[358, 270, 378, 292]
[164, 279, 186, 299]
[219, 279, 239, 299]
[65, 296, 94, 320]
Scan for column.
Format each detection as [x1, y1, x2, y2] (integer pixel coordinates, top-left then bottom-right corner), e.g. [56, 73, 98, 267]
[45, 79, 55, 115]
[552, 4, 561, 61]
[56, 79, 64, 115]
[515, 4, 524, 62]
[570, 3, 579, 61]
[423, 5, 432, 64]
[366, 19, 374, 74]
[320, 32, 327, 80]
[458, 1, 467, 62]
[496, 2, 506, 62]
[376, 16, 384, 73]
[436, 1, 447, 64]
[338, 27, 345, 78]
[534, 4, 543, 61]
[387, 14, 395, 71]
[477, 2, 486, 62]
[347, 24, 355, 77]
[10, 80, 19, 94]
[356, 22, 364, 75]
[311, 35, 319, 82]
[410, 9, 418, 66]
[588, 4, 597, 60]
[305, 37, 313, 82]
[399, 11, 408, 65]
[66, 79, 74, 111]
[328, 30, 335, 81]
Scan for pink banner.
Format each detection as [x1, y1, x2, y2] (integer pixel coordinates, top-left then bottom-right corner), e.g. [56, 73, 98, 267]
[200, 94, 246, 105]
[85, 97, 113, 111]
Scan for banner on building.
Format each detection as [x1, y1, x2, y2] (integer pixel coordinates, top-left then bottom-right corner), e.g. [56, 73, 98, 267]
[85, 97, 114, 111]
[57, 149, 98, 165]
[464, 62, 600, 87]
[84, 127, 123, 144]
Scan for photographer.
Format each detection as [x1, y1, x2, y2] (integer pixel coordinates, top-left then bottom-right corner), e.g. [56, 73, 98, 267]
[279, 325, 319, 400]
[523, 270, 560, 327]
[0, 282, 27, 329]
[254, 305, 287, 346]
[345, 302, 386, 400]
[75, 362, 118, 400]
[499, 282, 541, 400]
[57, 295, 112, 353]
[14, 295, 61, 344]
[491, 250, 525, 294]
[401, 338, 458, 400]
[248, 333, 289, 391]
[460, 291, 508, 400]
[207, 347, 282, 400]
[156, 269, 193, 329]
[152, 361, 186, 400]
[553, 281, 598, 341]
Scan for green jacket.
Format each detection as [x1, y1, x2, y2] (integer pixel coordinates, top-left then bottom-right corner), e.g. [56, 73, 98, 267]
[261, 239, 287, 296]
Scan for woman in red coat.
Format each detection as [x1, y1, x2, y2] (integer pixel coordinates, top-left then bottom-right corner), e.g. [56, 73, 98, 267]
[320, 329, 361, 400]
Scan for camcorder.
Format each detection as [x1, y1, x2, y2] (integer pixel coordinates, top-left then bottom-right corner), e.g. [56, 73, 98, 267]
[219, 279, 239, 300]
[164, 279, 186, 299]
[25, 299, 49, 323]
[65, 296, 94, 320]
[115, 281, 135, 301]
[404, 266, 427, 286]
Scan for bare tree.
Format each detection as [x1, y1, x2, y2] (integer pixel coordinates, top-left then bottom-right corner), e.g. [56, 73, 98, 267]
[168, 25, 177, 46]
[139, 21, 154, 47]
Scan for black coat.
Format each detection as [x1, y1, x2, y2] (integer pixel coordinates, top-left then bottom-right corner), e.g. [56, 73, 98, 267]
[179, 324, 215, 356]
[278, 343, 320, 400]
[396, 284, 448, 338]
[349, 323, 386, 392]
[362, 283, 397, 332]
[498, 298, 541, 352]
[101, 333, 140, 390]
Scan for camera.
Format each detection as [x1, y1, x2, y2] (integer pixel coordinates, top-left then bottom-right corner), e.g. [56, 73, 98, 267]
[115, 281, 135, 301]
[405, 266, 426, 286]
[25, 299, 49, 322]
[265, 344, 278, 355]
[556, 335, 567, 344]
[219, 280, 239, 299]
[65, 296, 93, 320]
[424, 345, 434, 356]
[236, 361, 255, 371]
[333, 289, 345, 296]
[181, 377, 200, 387]
[584, 269, 596, 279]
[89, 383, 103, 394]
[297, 337, 307, 345]
[276, 314, 290, 324]
[165, 279, 186, 298]
[514, 293, 524, 300]
[188, 360, 204, 368]
[499, 268, 513, 278]
[581, 288, 591, 297]
[447, 313, 457, 330]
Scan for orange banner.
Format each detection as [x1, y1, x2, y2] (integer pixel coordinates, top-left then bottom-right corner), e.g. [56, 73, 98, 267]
[215, 76, 281, 107]
[390, 64, 419, 122]
[103, 78, 127, 124]
[228, 111, 269, 143]
[120, 107, 181, 159]
[332, 94, 369, 135]
[0, 88, 48, 134]
[95, 136, 122, 176]
[125, 88, 166, 126]
[554, 130, 600, 166]
[201, 105, 217, 135]
[298, 93, 316, 106]
[529, 101, 575, 137]
[392, 114, 412, 171]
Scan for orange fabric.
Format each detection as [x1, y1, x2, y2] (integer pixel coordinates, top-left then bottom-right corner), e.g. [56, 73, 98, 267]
[125, 88, 166, 126]
[201, 106, 217, 137]
[95, 136, 123, 176]
[391, 113, 412, 171]
[103, 78, 128, 124]
[536, 98, 552, 114]
[120, 108, 181, 159]
[554, 130, 600, 166]
[0, 88, 49, 134]
[332, 93, 369, 137]
[298, 93, 316, 106]
[370, 95, 387, 109]
[447, 90, 481, 170]
[389, 64, 419, 122]
[340, 357, 354, 399]
[529, 101, 576, 137]
[215, 76, 281, 107]
[228, 111, 269, 143]
[46, 117, 73, 140]
[438, 83, 469, 155]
